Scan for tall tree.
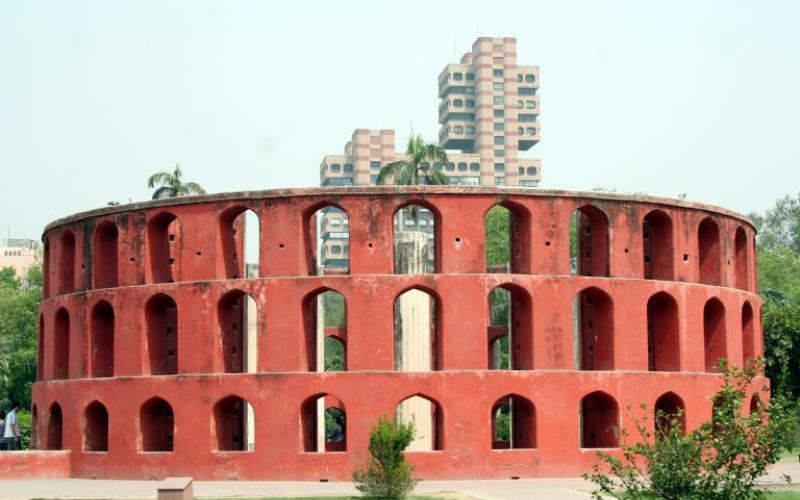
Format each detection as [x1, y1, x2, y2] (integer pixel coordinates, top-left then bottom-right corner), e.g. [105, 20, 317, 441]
[147, 164, 207, 200]
[750, 186, 800, 398]
[376, 135, 448, 186]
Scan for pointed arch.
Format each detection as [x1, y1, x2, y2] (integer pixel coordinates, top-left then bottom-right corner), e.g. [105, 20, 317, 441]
[484, 201, 531, 273]
[698, 217, 721, 285]
[302, 287, 347, 372]
[393, 201, 441, 274]
[742, 301, 755, 363]
[304, 203, 350, 275]
[217, 289, 257, 373]
[643, 209, 673, 280]
[734, 226, 749, 290]
[219, 206, 261, 279]
[301, 393, 347, 452]
[573, 287, 614, 370]
[704, 297, 727, 372]
[491, 394, 536, 449]
[396, 394, 443, 451]
[570, 205, 609, 277]
[394, 286, 441, 372]
[140, 397, 174, 452]
[84, 400, 109, 452]
[46, 402, 63, 450]
[580, 391, 619, 448]
[647, 292, 680, 371]
[93, 220, 119, 288]
[213, 395, 254, 451]
[654, 392, 685, 436]
[146, 211, 180, 284]
[144, 293, 178, 375]
[90, 300, 114, 378]
[487, 283, 533, 370]
[53, 307, 70, 380]
[59, 230, 76, 294]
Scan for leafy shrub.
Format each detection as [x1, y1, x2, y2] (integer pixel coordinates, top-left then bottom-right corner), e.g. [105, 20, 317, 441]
[353, 416, 418, 498]
[584, 359, 798, 500]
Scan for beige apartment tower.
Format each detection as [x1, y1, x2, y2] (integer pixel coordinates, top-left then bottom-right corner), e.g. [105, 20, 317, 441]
[318, 36, 541, 268]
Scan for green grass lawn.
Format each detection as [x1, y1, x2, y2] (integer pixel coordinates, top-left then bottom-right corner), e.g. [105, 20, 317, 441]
[766, 492, 800, 499]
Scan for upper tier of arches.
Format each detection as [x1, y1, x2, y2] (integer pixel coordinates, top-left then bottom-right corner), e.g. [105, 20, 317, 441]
[41, 189, 757, 299]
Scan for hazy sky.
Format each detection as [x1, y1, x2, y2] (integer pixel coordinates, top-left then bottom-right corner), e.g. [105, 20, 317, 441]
[1, 1, 799, 241]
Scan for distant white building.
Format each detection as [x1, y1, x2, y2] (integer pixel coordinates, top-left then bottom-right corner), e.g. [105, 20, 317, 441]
[0, 238, 41, 278]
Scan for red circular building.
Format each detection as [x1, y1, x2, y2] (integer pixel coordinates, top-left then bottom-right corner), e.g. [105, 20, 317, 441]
[31, 187, 764, 480]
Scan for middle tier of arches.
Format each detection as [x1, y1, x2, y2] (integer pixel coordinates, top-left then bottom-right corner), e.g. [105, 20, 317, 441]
[38, 274, 761, 381]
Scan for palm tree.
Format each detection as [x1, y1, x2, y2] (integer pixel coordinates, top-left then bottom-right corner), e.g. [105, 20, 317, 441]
[147, 164, 207, 200]
[376, 135, 448, 186]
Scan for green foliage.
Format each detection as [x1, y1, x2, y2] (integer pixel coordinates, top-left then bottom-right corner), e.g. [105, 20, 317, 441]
[353, 416, 418, 498]
[494, 406, 510, 441]
[376, 135, 448, 186]
[751, 187, 800, 400]
[584, 360, 798, 500]
[147, 163, 207, 199]
[0, 265, 41, 410]
[485, 206, 510, 269]
[324, 336, 345, 372]
[323, 291, 345, 327]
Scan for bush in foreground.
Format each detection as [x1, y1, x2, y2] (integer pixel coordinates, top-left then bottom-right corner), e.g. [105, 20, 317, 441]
[353, 416, 417, 498]
[584, 359, 798, 500]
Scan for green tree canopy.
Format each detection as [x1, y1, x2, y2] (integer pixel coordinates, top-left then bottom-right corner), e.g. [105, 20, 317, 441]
[376, 135, 448, 186]
[147, 163, 207, 200]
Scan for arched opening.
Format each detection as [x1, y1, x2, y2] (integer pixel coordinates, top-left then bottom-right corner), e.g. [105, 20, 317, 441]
[217, 290, 258, 374]
[742, 301, 755, 363]
[704, 297, 727, 372]
[53, 308, 70, 380]
[92, 220, 119, 288]
[59, 230, 76, 294]
[698, 218, 721, 286]
[147, 212, 181, 284]
[90, 300, 114, 378]
[396, 394, 443, 451]
[580, 391, 619, 448]
[749, 394, 760, 414]
[43, 238, 50, 298]
[303, 289, 347, 372]
[654, 392, 685, 436]
[144, 294, 178, 375]
[572, 287, 614, 370]
[487, 284, 533, 370]
[643, 210, 673, 280]
[301, 394, 347, 452]
[213, 395, 255, 451]
[46, 403, 63, 450]
[647, 292, 680, 371]
[84, 401, 109, 452]
[37, 314, 44, 381]
[484, 203, 531, 273]
[394, 287, 440, 372]
[491, 394, 536, 449]
[569, 205, 609, 277]
[305, 205, 350, 275]
[734, 227, 748, 290]
[140, 397, 174, 452]
[219, 207, 261, 279]
[394, 203, 439, 274]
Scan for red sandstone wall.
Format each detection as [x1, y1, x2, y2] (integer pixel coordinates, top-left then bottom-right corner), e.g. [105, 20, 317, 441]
[31, 187, 764, 480]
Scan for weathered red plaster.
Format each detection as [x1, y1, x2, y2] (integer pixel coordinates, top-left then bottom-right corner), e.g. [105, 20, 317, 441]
[30, 187, 764, 480]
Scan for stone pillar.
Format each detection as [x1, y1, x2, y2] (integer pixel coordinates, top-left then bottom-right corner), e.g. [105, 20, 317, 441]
[245, 294, 257, 451]
[317, 293, 326, 451]
[395, 230, 434, 451]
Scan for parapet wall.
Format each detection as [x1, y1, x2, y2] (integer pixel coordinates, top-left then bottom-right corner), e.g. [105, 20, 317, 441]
[31, 187, 764, 480]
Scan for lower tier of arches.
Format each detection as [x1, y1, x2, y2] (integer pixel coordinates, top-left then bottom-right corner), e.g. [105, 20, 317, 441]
[30, 371, 768, 480]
